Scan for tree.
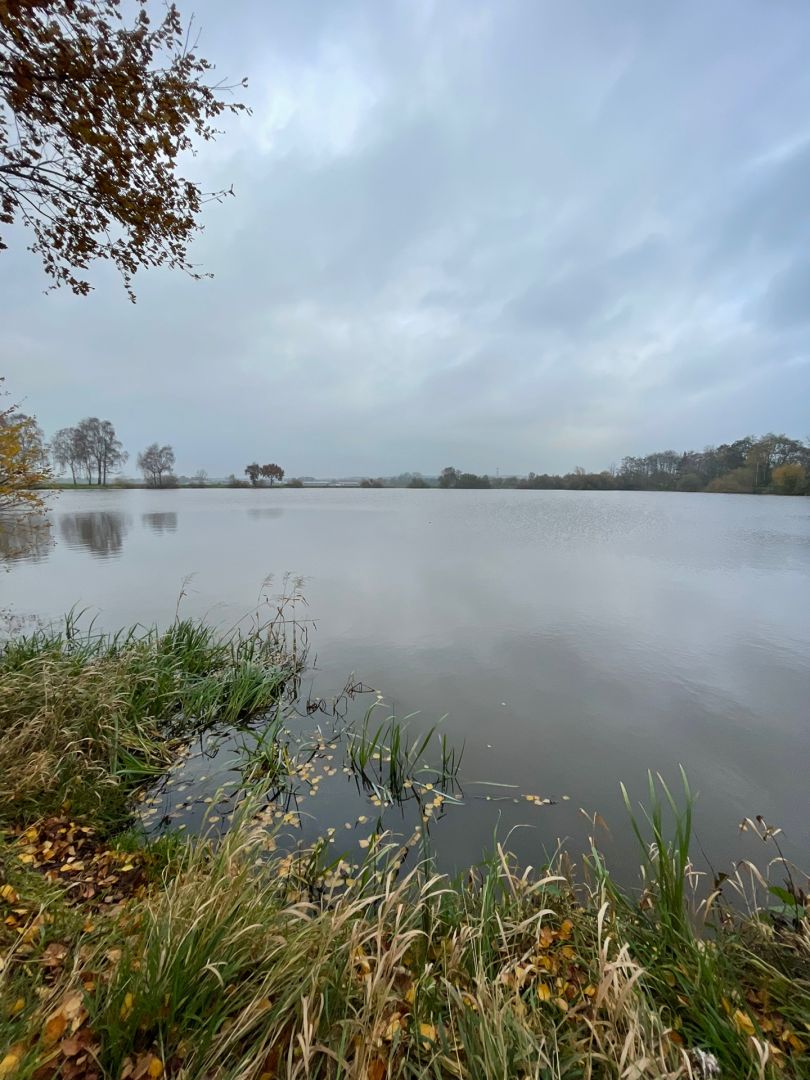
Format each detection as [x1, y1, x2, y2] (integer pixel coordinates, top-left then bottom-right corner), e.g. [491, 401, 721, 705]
[189, 468, 208, 488]
[0, 0, 247, 300]
[455, 472, 490, 489]
[707, 467, 755, 494]
[74, 418, 127, 485]
[50, 427, 82, 485]
[438, 467, 460, 489]
[260, 463, 284, 485]
[245, 463, 260, 486]
[0, 384, 50, 511]
[137, 443, 175, 487]
[407, 476, 429, 488]
[772, 463, 806, 495]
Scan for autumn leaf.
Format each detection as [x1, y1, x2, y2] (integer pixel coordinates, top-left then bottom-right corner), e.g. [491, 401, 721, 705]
[0, 1047, 25, 1078]
[367, 1060, 386, 1080]
[42, 1009, 67, 1046]
[383, 1013, 403, 1041]
[733, 1009, 755, 1037]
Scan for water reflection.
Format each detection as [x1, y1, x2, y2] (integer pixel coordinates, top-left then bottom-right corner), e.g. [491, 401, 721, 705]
[0, 514, 54, 564]
[142, 512, 178, 533]
[59, 511, 130, 559]
[3, 489, 809, 881]
[247, 508, 284, 520]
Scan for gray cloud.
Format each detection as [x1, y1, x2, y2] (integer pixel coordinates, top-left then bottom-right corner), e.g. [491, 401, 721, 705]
[2, 0, 810, 476]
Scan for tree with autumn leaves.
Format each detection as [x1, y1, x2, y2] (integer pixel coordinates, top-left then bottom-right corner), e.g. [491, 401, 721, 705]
[1, 0, 245, 524]
[0, 0, 247, 300]
[245, 462, 285, 486]
[0, 381, 50, 513]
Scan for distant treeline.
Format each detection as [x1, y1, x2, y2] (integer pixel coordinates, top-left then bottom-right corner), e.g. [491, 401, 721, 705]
[370, 435, 810, 495]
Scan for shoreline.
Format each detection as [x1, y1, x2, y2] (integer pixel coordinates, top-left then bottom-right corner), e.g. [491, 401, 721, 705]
[1, 617, 808, 1078]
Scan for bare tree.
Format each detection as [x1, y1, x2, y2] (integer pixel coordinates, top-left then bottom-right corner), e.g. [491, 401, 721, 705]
[73, 418, 127, 485]
[245, 462, 260, 486]
[137, 443, 176, 488]
[50, 427, 80, 485]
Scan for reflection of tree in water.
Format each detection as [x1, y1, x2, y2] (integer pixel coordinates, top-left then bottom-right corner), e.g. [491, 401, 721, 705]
[142, 512, 178, 533]
[0, 514, 54, 564]
[59, 512, 130, 558]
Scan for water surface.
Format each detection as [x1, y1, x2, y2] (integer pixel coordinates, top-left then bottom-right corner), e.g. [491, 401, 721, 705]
[3, 488, 808, 879]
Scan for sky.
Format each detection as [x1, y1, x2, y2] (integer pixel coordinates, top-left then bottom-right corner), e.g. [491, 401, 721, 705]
[2, 0, 810, 478]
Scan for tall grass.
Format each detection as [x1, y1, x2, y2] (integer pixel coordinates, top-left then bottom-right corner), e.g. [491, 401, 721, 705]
[0, 614, 298, 827]
[3, 780, 808, 1078]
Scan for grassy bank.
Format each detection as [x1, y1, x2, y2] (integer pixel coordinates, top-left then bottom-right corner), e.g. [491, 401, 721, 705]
[1, 621, 808, 1079]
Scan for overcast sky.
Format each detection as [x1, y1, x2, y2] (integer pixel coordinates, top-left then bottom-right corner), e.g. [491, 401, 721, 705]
[2, 0, 810, 477]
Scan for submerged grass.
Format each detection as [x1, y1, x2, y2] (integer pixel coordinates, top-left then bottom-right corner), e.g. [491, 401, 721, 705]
[1, 622, 809, 1078]
[346, 705, 462, 805]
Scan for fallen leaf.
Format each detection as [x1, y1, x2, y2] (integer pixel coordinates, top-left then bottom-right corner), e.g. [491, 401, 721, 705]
[734, 1009, 755, 1037]
[0, 1049, 23, 1078]
[42, 942, 69, 967]
[367, 1060, 386, 1080]
[42, 1010, 67, 1046]
[383, 1013, 403, 1041]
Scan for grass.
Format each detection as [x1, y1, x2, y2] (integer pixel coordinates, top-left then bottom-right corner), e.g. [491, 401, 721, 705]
[346, 705, 462, 806]
[0, 621, 809, 1079]
[0, 612, 298, 829]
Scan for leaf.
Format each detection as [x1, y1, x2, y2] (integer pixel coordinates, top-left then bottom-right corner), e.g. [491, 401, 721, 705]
[367, 1061, 386, 1080]
[42, 1010, 67, 1046]
[383, 1013, 403, 1041]
[42, 941, 69, 967]
[734, 1009, 755, 1037]
[768, 885, 799, 908]
[0, 1049, 23, 1078]
[0, 885, 19, 904]
[418, 1022, 437, 1043]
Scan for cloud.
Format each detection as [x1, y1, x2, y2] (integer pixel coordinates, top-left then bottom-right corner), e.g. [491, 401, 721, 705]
[1, 0, 809, 475]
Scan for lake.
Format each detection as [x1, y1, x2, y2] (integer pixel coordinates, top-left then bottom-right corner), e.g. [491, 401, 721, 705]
[2, 487, 809, 881]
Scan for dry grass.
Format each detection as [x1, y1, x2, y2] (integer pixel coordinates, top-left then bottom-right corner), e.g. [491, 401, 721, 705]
[2, 808, 809, 1079]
